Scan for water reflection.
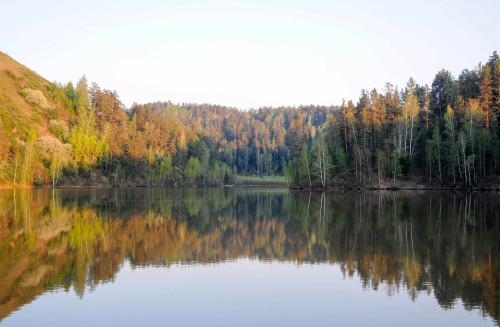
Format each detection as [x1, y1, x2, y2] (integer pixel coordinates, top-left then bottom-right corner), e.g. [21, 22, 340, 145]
[0, 188, 499, 324]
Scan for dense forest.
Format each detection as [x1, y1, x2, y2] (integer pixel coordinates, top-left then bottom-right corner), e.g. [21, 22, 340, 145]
[0, 51, 498, 188]
[288, 51, 500, 188]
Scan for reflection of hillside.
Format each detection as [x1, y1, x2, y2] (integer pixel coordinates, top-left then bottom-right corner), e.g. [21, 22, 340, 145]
[0, 189, 498, 323]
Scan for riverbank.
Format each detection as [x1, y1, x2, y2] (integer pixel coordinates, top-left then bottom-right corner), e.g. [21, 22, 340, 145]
[2, 175, 499, 191]
[290, 180, 500, 191]
[0, 175, 289, 189]
[2, 183, 499, 191]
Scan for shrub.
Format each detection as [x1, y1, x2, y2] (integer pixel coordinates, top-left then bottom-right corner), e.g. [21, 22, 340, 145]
[49, 119, 70, 142]
[23, 88, 51, 109]
[62, 165, 77, 177]
[36, 135, 72, 163]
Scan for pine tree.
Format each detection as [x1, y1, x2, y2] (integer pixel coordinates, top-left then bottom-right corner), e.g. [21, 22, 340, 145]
[480, 65, 493, 130]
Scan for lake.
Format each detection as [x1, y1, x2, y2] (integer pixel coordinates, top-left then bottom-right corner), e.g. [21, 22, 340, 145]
[0, 188, 498, 326]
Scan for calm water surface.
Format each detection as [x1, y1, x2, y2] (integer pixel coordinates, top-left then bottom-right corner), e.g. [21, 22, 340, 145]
[0, 188, 498, 326]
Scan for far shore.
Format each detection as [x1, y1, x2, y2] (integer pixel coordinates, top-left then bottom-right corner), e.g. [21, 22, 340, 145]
[1, 182, 499, 191]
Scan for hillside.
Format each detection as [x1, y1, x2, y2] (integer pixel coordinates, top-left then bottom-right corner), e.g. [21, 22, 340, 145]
[0, 52, 78, 184]
[0, 52, 74, 147]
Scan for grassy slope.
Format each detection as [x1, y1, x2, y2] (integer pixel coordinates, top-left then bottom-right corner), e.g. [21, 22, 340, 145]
[0, 52, 75, 182]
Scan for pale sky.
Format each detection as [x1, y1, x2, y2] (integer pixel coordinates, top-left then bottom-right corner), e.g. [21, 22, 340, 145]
[1, 0, 499, 109]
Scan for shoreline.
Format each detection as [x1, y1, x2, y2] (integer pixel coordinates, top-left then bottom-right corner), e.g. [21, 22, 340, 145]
[1, 183, 499, 191]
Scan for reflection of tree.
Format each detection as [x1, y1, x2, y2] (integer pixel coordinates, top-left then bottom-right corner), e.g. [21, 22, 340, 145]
[0, 189, 498, 323]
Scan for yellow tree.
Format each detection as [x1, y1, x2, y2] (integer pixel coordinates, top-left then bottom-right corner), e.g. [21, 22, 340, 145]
[402, 91, 419, 156]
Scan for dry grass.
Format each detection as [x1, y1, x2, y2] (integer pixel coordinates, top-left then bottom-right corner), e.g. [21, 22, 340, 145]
[0, 52, 76, 163]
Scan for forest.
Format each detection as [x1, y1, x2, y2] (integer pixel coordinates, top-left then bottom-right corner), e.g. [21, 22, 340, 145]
[0, 51, 498, 188]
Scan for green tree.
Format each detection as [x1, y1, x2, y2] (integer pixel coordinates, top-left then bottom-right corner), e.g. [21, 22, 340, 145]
[299, 143, 312, 187]
[431, 70, 457, 120]
[154, 156, 174, 185]
[184, 157, 202, 184]
[75, 76, 94, 135]
[333, 148, 347, 170]
[428, 126, 443, 183]
[444, 105, 457, 183]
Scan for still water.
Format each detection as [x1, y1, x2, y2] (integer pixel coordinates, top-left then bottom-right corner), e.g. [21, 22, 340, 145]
[0, 188, 498, 326]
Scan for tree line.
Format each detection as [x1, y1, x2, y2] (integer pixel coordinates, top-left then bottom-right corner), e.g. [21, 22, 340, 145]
[2, 74, 333, 186]
[1, 51, 498, 187]
[288, 51, 500, 188]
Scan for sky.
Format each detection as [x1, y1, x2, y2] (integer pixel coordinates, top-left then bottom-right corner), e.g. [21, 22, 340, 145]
[1, 0, 499, 109]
